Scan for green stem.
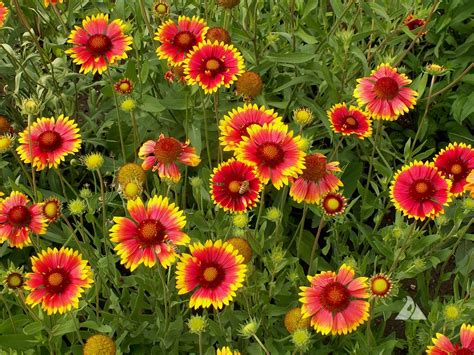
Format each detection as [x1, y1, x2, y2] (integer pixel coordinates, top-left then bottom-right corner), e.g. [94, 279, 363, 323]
[411, 75, 436, 154]
[389, 222, 417, 274]
[130, 111, 139, 159]
[51, 4, 68, 34]
[213, 92, 222, 163]
[157, 265, 170, 332]
[362, 120, 381, 207]
[70, 311, 84, 345]
[309, 217, 325, 274]
[27, 115, 37, 201]
[253, 334, 270, 355]
[139, 0, 157, 49]
[296, 204, 308, 259]
[255, 187, 266, 234]
[420, 63, 473, 102]
[96, 170, 108, 236]
[106, 68, 127, 161]
[202, 93, 212, 168]
[198, 332, 203, 355]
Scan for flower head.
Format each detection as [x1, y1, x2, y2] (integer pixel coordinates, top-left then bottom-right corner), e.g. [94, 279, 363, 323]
[41, 197, 62, 223]
[299, 264, 370, 335]
[114, 78, 134, 95]
[290, 153, 342, 204]
[117, 162, 146, 186]
[17, 115, 81, 171]
[425, 64, 447, 76]
[210, 159, 262, 213]
[110, 195, 189, 271]
[120, 98, 136, 112]
[217, 347, 241, 355]
[235, 71, 263, 99]
[152, 0, 170, 17]
[239, 318, 260, 338]
[68, 199, 86, 215]
[293, 107, 313, 127]
[83, 334, 116, 355]
[0, 115, 13, 134]
[176, 240, 247, 309]
[390, 161, 452, 220]
[426, 324, 474, 354]
[328, 103, 372, 139]
[354, 64, 418, 120]
[155, 16, 208, 65]
[44, 0, 64, 7]
[369, 273, 392, 298]
[232, 214, 248, 229]
[3, 267, 25, 291]
[21, 98, 41, 116]
[0, 133, 15, 153]
[443, 304, 461, 321]
[284, 307, 311, 333]
[235, 122, 306, 189]
[322, 192, 347, 216]
[206, 27, 231, 45]
[226, 237, 253, 263]
[0, 2, 8, 27]
[217, 0, 240, 8]
[434, 143, 474, 195]
[219, 104, 281, 152]
[404, 14, 426, 33]
[139, 134, 200, 183]
[25, 247, 93, 315]
[82, 152, 104, 171]
[266, 207, 282, 222]
[187, 315, 207, 334]
[185, 40, 245, 94]
[466, 170, 474, 198]
[0, 192, 46, 248]
[291, 329, 312, 352]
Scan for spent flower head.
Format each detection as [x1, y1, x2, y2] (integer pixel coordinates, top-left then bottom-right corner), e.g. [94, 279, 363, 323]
[266, 207, 281, 222]
[291, 328, 312, 352]
[82, 152, 104, 171]
[238, 318, 260, 338]
[187, 315, 207, 334]
[68, 199, 86, 215]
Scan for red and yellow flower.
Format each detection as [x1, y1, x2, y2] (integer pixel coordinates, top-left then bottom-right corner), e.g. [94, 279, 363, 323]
[434, 143, 474, 195]
[328, 103, 372, 139]
[176, 239, 247, 309]
[290, 153, 342, 204]
[219, 104, 281, 151]
[299, 264, 370, 335]
[0, 2, 8, 27]
[0, 192, 46, 248]
[25, 247, 93, 315]
[185, 40, 245, 94]
[235, 122, 306, 189]
[17, 115, 81, 171]
[321, 192, 347, 216]
[426, 324, 474, 355]
[66, 14, 132, 74]
[139, 134, 201, 183]
[114, 78, 134, 95]
[369, 274, 392, 298]
[466, 170, 474, 198]
[390, 161, 452, 220]
[354, 64, 418, 120]
[155, 16, 208, 65]
[404, 14, 426, 34]
[210, 159, 262, 213]
[41, 197, 62, 223]
[110, 195, 189, 271]
[44, 0, 63, 7]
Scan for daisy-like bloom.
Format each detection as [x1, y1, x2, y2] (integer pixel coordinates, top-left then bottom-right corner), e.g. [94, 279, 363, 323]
[139, 134, 201, 183]
[17, 115, 81, 171]
[25, 247, 93, 315]
[41, 197, 61, 223]
[293, 107, 314, 127]
[83, 334, 116, 355]
[404, 14, 426, 33]
[66, 14, 133, 75]
[235, 71, 263, 99]
[109, 195, 189, 271]
[434, 143, 474, 195]
[185, 40, 245, 94]
[210, 159, 262, 213]
[235, 122, 306, 190]
[206, 27, 231, 45]
[0, 191, 46, 248]
[369, 273, 392, 298]
[176, 239, 247, 309]
[354, 64, 418, 120]
[328, 103, 372, 139]
[3, 267, 25, 291]
[0, 133, 15, 154]
[217, 347, 241, 355]
[425, 64, 447, 76]
[0, 2, 8, 28]
[321, 192, 347, 216]
[152, 0, 170, 17]
[299, 264, 370, 335]
[290, 153, 342, 204]
[114, 78, 134, 95]
[155, 16, 208, 65]
[390, 161, 452, 220]
[44, 0, 63, 7]
[219, 104, 281, 151]
[426, 324, 474, 355]
[466, 170, 474, 198]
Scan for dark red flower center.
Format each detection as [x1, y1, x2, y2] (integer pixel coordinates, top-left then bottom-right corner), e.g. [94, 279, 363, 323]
[173, 31, 197, 52]
[323, 195, 343, 214]
[137, 219, 166, 246]
[154, 137, 183, 164]
[370, 276, 391, 297]
[86, 34, 113, 57]
[238, 123, 254, 138]
[453, 346, 472, 355]
[406, 19, 425, 30]
[6, 272, 24, 289]
[374, 77, 399, 100]
[7, 205, 32, 227]
[320, 282, 351, 312]
[198, 262, 224, 289]
[155, 3, 169, 14]
[257, 143, 284, 167]
[44, 269, 70, 294]
[301, 154, 327, 182]
[410, 179, 434, 200]
[446, 161, 468, 181]
[344, 116, 358, 128]
[38, 130, 63, 153]
[203, 58, 225, 76]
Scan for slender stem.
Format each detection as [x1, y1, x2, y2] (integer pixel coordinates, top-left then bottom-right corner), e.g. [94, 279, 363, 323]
[139, 0, 157, 49]
[106, 68, 127, 161]
[411, 75, 436, 153]
[0, 294, 16, 332]
[255, 187, 266, 234]
[70, 312, 84, 345]
[51, 4, 68, 33]
[213, 92, 222, 163]
[157, 265, 170, 332]
[12, 150, 34, 188]
[296, 204, 308, 259]
[96, 170, 108, 236]
[420, 63, 473, 102]
[253, 334, 270, 355]
[309, 217, 325, 274]
[198, 333, 203, 355]
[130, 111, 139, 159]
[26, 115, 38, 201]
[201, 93, 212, 168]
[389, 222, 417, 274]
[362, 120, 381, 207]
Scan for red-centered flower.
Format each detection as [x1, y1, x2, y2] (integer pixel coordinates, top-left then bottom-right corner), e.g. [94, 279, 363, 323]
[426, 324, 474, 355]
[0, 2, 9, 27]
[155, 16, 208, 65]
[404, 14, 426, 33]
[66, 14, 132, 74]
[17, 115, 81, 171]
[235, 122, 306, 189]
[110, 195, 189, 271]
[322, 192, 347, 216]
[390, 161, 452, 220]
[299, 264, 370, 335]
[184, 40, 245, 94]
[44, 0, 63, 7]
[176, 239, 247, 309]
[138, 134, 201, 183]
[0, 192, 46, 248]
[25, 247, 93, 315]
[369, 274, 392, 298]
[290, 153, 342, 204]
[41, 197, 61, 223]
[434, 143, 474, 195]
[328, 103, 372, 139]
[114, 78, 134, 95]
[219, 104, 281, 151]
[354, 64, 418, 120]
[210, 159, 262, 213]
